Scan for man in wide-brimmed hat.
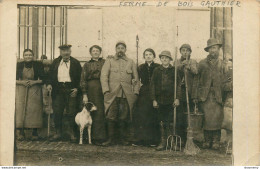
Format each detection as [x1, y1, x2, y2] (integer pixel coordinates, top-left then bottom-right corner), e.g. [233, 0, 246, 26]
[46, 44, 82, 142]
[192, 38, 229, 150]
[173, 44, 198, 147]
[150, 50, 182, 151]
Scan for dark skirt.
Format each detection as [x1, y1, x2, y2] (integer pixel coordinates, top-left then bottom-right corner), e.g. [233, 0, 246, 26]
[200, 88, 224, 130]
[133, 85, 159, 144]
[87, 79, 107, 141]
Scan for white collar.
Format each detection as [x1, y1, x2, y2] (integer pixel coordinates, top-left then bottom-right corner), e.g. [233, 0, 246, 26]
[60, 59, 70, 65]
[162, 65, 169, 68]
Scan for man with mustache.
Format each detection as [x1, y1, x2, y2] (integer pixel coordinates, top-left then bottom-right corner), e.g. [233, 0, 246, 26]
[46, 44, 82, 142]
[100, 41, 140, 146]
[192, 38, 230, 150]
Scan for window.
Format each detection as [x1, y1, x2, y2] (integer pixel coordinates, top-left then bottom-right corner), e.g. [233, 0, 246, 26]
[18, 5, 67, 60]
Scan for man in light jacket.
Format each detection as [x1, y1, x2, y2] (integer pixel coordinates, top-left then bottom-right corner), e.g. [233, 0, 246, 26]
[100, 41, 140, 146]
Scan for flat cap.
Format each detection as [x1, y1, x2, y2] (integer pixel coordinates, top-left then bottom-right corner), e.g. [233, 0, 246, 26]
[59, 44, 72, 50]
[180, 44, 192, 52]
[116, 41, 126, 48]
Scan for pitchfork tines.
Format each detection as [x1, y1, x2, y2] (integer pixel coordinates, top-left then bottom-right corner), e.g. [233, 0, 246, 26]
[166, 134, 182, 151]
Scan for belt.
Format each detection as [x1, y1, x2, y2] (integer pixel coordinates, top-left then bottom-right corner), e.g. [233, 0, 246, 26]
[58, 82, 72, 87]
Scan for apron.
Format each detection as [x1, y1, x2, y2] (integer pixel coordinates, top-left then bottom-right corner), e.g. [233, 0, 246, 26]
[15, 66, 43, 128]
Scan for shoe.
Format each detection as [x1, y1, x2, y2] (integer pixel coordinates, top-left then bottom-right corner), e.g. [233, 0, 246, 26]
[211, 130, 221, 150]
[212, 142, 220, 150]
[202, 130, 212, 149]
[49, 132, 62, 141]
[202, 142, 211, 149]
[70, 135, 77, 143]
[156, 121, 166, 151]
[119, 121, 130, 146]
[31, 135, 39, 141]
[31, 129, 39, 141]
[16, 130, 25, 141]
[120, 140, 130, 146]
[102, 121, 115, 146]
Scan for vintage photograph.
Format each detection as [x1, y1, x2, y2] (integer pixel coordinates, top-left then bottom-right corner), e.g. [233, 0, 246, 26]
[14, 3, 233, 165]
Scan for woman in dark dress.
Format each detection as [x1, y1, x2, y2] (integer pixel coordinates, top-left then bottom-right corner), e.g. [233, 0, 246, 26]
[80, 45, 106, 145]
[16, 49, 45, 141]
[133, 48, 160, 146]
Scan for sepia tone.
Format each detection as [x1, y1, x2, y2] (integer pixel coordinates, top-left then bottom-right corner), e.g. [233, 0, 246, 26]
[0, 0, 259, 166]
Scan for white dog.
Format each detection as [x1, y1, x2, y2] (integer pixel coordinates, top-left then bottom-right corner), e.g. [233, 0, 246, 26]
[75, 102, 97, 145]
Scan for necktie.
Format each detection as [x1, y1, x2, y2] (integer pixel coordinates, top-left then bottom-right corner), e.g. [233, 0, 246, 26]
[63, 61, 68, 68]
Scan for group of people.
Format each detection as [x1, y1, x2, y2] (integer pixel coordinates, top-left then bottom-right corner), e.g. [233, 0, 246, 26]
[16, 38, 232, 151]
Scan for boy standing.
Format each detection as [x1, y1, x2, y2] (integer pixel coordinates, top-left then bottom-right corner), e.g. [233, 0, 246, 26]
[150, 50, 182, 151]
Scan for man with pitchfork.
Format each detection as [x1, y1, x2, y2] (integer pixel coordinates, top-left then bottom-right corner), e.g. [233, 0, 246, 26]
[174, 44, 198, 148]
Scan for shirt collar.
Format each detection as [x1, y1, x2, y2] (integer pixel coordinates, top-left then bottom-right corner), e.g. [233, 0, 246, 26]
[90, 58, 102, 62]
[60, 58, 70, 66]
[145, 61, 154, 67]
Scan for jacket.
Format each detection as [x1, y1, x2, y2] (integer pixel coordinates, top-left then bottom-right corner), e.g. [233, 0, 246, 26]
[173, 58, 198, 101]
[100, 54, 140, 120]
[150, 64, 182, 105]
[192, 56, 229, 104]
[46, 56, 82, 97]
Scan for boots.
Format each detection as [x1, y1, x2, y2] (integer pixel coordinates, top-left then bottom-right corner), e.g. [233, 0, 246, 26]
[212, 130, 221, 150]
[31, 128, 39, 141]
[102, 121, 115, 146]
[16, 129, 25, 141]
[119, 121, 130, 146]
[50, 128, 62, 141]
[156, 121, 166, 151]
[202, 130, 211, 149]
[69, 117, 77, 143]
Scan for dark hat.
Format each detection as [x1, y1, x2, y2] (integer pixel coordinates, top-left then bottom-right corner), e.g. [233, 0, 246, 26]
[59, 44, 72, 50]
[204, 38, 222, 52]
[159, 50, 173, 60]
[180, 44, 192, 52]
[116, 41, 126, 48]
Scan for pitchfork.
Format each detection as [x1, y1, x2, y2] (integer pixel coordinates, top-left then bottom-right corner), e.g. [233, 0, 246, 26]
[166, 45, 182, 152]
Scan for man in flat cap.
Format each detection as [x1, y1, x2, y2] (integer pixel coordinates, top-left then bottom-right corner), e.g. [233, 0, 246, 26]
[100, 41, 140, 146]
[192, 38, 230, 150]
[46, 44, 82, 142]
[173, 44, 198, 147]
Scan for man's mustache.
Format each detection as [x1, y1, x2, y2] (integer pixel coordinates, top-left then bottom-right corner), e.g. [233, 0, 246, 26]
[118, 52, 124, 56]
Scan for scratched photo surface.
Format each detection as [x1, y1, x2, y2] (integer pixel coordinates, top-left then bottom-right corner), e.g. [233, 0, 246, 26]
[13, 2, 234, 166]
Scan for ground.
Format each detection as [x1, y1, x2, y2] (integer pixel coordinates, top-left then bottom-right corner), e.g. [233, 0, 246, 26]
[15, 140, 232, 166]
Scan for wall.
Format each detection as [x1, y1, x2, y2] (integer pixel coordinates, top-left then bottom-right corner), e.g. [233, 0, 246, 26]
[101, 7, 210, 64]
[102, 7, 177, 64]
[18, 7, 210, 64]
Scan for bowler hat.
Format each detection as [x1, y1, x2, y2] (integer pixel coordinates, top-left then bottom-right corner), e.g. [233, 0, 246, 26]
[159, 50, 173, 60]
[180, 44, 192, 52]
[116, 41, 126, 48]
[204, 38, 222, 52]
[59, 44, 72, 50]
